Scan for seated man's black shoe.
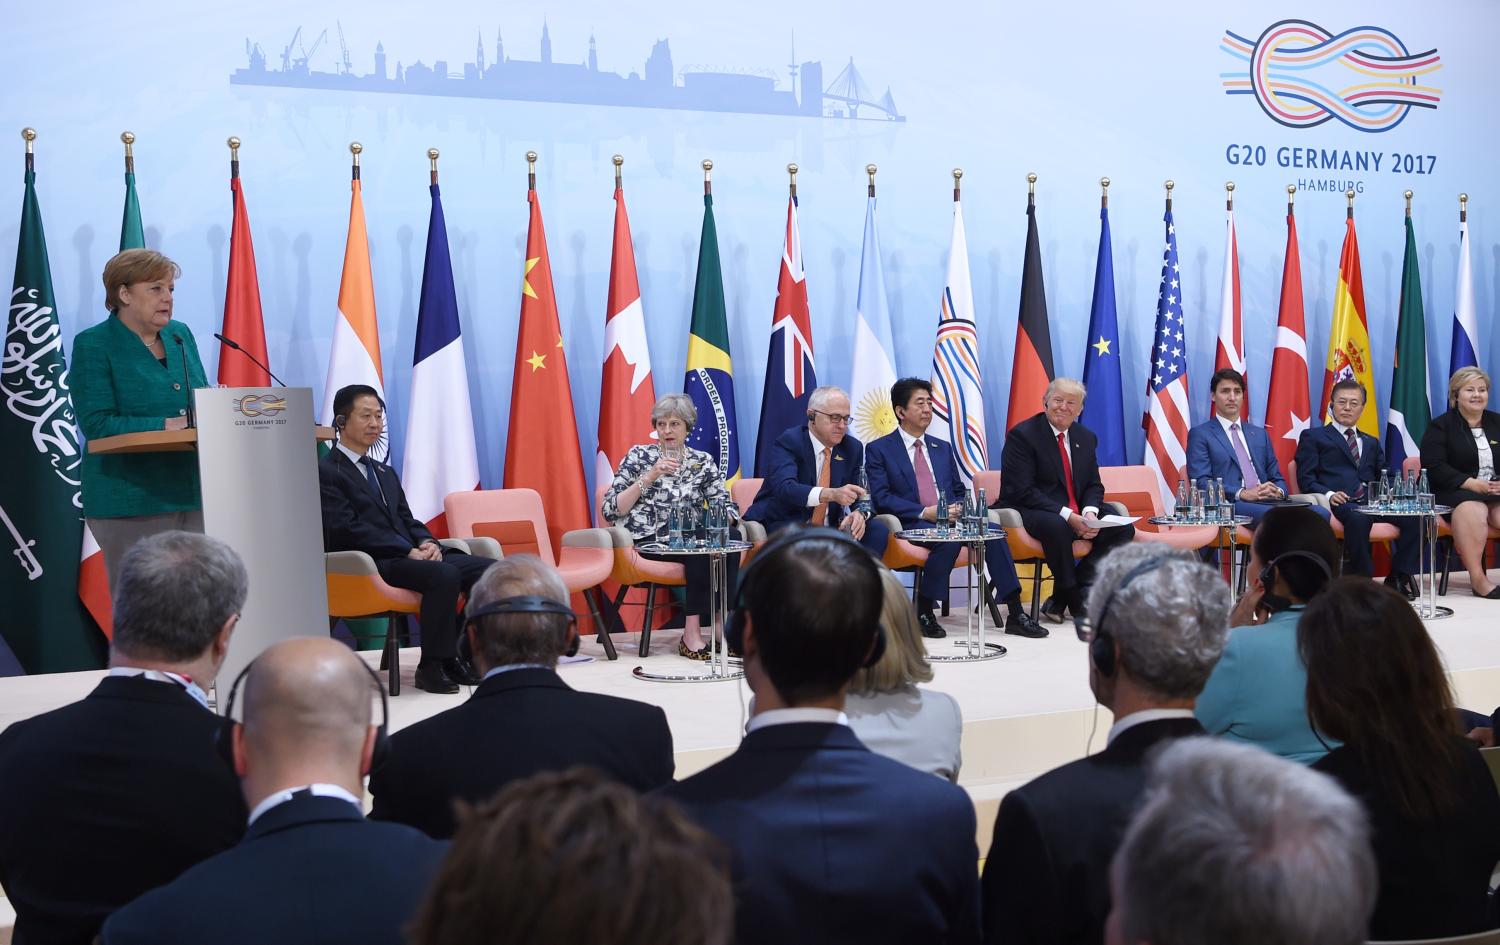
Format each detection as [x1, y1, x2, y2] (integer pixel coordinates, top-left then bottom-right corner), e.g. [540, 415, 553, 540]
[414, 662, 460, 694]
[1005, 610, 1049, 638]
[1038, 596, 1068, 624]
[917, 610, 947, 639]
[441, 657, 481, 687]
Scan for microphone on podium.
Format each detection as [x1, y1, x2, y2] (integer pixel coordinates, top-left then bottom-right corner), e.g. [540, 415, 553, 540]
[214, 332, 287, 387]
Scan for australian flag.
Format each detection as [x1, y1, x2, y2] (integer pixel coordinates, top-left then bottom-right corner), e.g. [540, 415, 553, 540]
[755, 194, 816, 475]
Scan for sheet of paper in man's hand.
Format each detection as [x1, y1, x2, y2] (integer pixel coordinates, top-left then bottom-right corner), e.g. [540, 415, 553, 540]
[1082, 514, 1139, 529]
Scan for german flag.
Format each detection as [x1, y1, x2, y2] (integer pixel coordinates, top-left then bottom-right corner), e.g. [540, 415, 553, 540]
[1006, 188, 1055, 429]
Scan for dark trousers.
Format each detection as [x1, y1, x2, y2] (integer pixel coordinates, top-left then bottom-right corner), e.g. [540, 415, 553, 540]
[1019, 511, 1135, 598]
[901, 519, 1022, 604]
[1333, 503, 1421, 576]
[1234, 498, 1332, 529]
[639, 551, 740, 621]
[377, 549, 495, 663]
[764, 516, 890, 558]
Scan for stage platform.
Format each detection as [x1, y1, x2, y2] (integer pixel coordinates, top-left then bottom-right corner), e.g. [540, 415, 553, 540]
[1, 572, 1497, 905]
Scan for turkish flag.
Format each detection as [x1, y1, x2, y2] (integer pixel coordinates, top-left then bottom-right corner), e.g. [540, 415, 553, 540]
[504, 190, 592, 555]
[1264, 206, 1311, 474]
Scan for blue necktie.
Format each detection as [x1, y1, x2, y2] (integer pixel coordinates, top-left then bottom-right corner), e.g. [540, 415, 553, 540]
[358, 456, 382, 500]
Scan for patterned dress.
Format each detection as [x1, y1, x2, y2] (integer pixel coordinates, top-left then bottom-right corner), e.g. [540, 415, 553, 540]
[600, 443, 735, 540]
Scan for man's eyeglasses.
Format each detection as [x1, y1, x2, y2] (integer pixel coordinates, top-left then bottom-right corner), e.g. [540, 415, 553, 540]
[811, 410, 852, 425]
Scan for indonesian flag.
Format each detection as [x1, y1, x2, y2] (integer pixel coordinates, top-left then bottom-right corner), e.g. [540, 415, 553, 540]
[217, 169, 271, 386]
[1264, 201, 1312, 474]
[595, 178, 656, 497]
[1321, 209, 1380, 437]
[1215, 203, 1246, 418]
[320, 174, 385, 427]
[404, 183, 480, 534]
[505, 189, 591, 552]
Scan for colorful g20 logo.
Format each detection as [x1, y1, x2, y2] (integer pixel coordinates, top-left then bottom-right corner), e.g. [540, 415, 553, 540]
[1220, 20, 1441, 132]
[233, 394, 288, 418]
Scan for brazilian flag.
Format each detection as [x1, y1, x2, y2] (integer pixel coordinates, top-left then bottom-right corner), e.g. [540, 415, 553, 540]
[683, 193, 741, 484]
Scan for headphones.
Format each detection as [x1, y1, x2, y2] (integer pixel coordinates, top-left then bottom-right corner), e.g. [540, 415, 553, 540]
[726, 527, 887, 668]
[465, 594, 580, 658]
[1257, 550, 1334, 614]
[214, 654, 391, 774]
[1078, 556, 1172, 679]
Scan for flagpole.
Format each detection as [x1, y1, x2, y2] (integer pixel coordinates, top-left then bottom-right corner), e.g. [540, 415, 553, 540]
[228, 136, 240, 179]
[787, 162, 797, 199]
[22, 126, 34, 171]
[1164, 179, 1173, 212]
[1027, 171, 1036, 208]
[1346, 187, 1355, 220]
[867, 163, 877, 198]
[952, 167, 962, 203]
[426, 148, 439, 186]
[121, 131, 134, 174]
[613, 153, 624, 189]
[1225, 180, 1234, 212]
[1100, 177, 1109, 209]
[1287, 183, 1296, 215]
[346, 141, 361, 184]
[527, 150, 537, 192]
[1405, 189, 1413, 219]
[704, 159, 713, 197]
[1459, 192, 1468, 225]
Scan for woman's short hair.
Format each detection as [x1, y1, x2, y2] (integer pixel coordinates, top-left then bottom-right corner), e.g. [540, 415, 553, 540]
[1250, 506, 1339, 603]
[408, 768, 732, 945]
[849, 568, 934, 695]
[651, 393, 697, 431]
[101, 249, 180, 313]
[1447, 366, 1491, 407]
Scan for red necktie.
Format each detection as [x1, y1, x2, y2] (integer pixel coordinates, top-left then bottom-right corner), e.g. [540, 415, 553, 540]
[1057, 433, 1080, 513]
[913, 440, 938, 508]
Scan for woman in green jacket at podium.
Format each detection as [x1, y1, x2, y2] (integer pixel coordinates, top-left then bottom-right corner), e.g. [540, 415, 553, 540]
[71, 249, 208, 589]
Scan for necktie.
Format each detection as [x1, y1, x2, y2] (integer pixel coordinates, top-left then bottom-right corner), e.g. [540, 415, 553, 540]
[811, 446, 832, 525]
[1056, 433, 1080, 513]
[359, 456, 383, 500]
[1344, 427, 1360, 462]
[1229, 423, 1261, 489]
[913, 439, 938, 508]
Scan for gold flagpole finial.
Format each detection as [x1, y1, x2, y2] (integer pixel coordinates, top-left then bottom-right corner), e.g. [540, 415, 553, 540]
[613, 154, 624, 188]
[21, 127, 35, 153]
[1225, 180, 1235, 211]
[427, 148, 439, 184]
[1404, 189, 1413, 216]
[1164, 179, 1174, 210]
[526, 150, 538, 191]
[787, 162, 798, 198]
[1346, 188, 1356, 218]
[1287, 183, 1297, 212]
[227, 136, 241, 158]
[703, 159, 713, 195]
[1027, 171, 1037, 195]
[1100, 176, 1110, 208]
[121, 131, 135, 172]
[952, 167, 962, 202]
[349, 141, 362, 181]
[866, 163, 877, 197]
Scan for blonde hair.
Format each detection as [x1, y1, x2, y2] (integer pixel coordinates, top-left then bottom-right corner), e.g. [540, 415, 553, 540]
[101, 248, 180, 313]
[1044, 377, 1087, 403]
[848, 568, 934, 695]
[1447, 367, 1490, 408]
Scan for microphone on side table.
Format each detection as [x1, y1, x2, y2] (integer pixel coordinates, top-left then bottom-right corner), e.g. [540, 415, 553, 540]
[173, 337, 196, 429]
[213, 332, 287, 387]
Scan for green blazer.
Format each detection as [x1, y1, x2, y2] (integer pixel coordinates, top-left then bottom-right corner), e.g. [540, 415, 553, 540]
[70, 314, 208, 518]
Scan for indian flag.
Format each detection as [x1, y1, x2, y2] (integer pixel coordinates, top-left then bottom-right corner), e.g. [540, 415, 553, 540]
[321, 172, 384, 426]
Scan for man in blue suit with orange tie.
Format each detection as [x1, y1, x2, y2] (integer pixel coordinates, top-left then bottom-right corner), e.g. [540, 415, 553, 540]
[744, 386, 887, 556]
[867, 378, 1045, 640]
[1186, 369, 1328, 528]
[1294, 378, 1419, 597]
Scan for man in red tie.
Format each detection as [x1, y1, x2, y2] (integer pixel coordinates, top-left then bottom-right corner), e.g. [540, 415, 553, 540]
[1000, 378, 1135, 623]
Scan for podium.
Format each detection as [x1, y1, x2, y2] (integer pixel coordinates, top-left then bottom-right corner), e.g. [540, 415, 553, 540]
[89, 388, 333, 703]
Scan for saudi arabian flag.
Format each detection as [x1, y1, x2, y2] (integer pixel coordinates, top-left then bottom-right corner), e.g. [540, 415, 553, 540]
[0, 162, 107, 672]
[1385, 214, 1431, 468]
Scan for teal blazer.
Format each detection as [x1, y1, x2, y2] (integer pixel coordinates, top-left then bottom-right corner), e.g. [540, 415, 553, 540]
[1194, 606, 1338, 764]
[70, 314, 208, 518]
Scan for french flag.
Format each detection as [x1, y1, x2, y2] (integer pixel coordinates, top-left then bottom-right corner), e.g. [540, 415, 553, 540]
[402, 183, 480, 535]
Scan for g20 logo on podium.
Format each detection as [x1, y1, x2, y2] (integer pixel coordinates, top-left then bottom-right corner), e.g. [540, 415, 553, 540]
[232, 394, 288, 419]
[1220, 20, 1442, 132]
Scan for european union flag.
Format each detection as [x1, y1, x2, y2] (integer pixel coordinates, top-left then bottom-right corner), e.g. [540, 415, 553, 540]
[1081, 205, 1126, 466]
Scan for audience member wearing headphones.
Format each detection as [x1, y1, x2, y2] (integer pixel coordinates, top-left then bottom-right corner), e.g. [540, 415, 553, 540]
[982, 544, 1230, 945]
[844, 566, 965, 782]
[103, 638, 445, 945]
[319, 383, 495, 694]
[0, 531, 248, 945]
[659, 527, 981, 945]
[1301, 578, 1500, 940]
[1195, 505, 1339, 763]
[370, 555, 674, 839]
[409, 768, 733, 945]
[1106, 738, 1376, 945]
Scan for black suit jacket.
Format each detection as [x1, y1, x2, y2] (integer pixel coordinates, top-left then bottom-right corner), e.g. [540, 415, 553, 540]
[100, 795, 447, 945]
[1294, 423, 1381, 495]
[1419, 408, 1500, 495]
[1314, 737, 1500, 940]
[744, 425, 865, 532]
[980, 717, 1204, 945]
[0, 676, 247, 945]
[369, 667, 674, 838]
[660, 723, 981, 945]
[999, 413, 1106, 514]
[319, 446, 433, 560]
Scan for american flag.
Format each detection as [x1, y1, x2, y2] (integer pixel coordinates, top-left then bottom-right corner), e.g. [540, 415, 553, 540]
[1143, 204, 1191, 510]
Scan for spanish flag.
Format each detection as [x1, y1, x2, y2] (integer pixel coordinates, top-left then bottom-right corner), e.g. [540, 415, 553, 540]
[1321, 206, 1379, 437]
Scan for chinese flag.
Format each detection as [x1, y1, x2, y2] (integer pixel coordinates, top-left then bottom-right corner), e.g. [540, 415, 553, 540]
[218, 173, 271, 386]
[504, 189, 592, 555]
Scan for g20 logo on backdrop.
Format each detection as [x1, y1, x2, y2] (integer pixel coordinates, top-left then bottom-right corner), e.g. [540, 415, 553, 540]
[1220, 20, 1441, 133]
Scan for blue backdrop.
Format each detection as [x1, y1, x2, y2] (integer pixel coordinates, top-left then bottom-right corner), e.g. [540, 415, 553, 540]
[4, 0, 1496, 497]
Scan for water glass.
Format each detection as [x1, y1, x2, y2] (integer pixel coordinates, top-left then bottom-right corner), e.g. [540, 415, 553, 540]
[668, 504, 685, 550]
[716, 500, 733, 547]
[934, 488, 948, 537]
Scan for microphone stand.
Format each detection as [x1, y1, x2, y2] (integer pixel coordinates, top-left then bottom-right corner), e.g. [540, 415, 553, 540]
[214, 332, 287, 387]
[173, 337, 196, 429]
